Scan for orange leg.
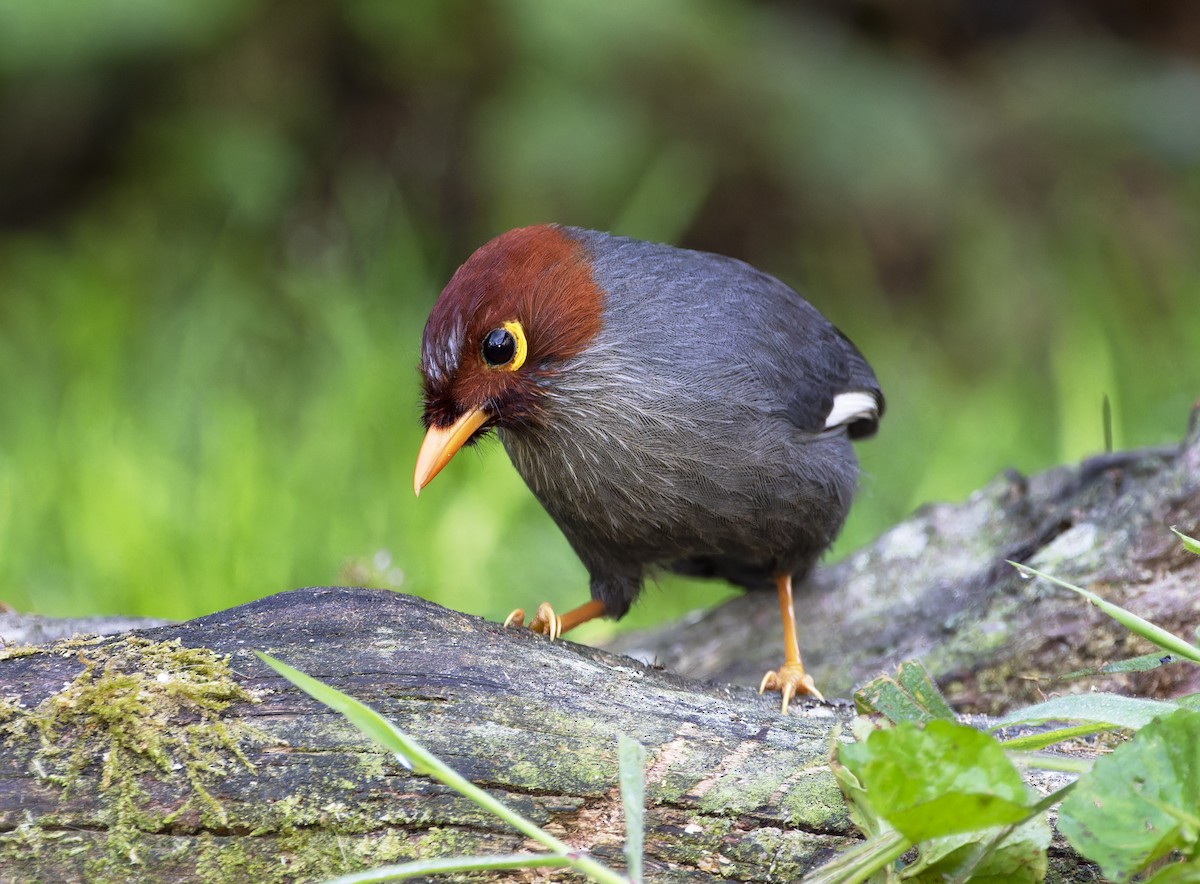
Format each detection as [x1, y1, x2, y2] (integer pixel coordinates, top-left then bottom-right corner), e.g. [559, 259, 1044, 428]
[503, 599, 607, 641]
[758, 573, 824, 713]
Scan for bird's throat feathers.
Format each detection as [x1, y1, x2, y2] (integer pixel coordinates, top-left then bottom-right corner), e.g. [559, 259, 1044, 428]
[420, 225, 605, 431]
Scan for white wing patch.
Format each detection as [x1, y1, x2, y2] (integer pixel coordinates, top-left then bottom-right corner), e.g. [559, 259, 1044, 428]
[825, 391, 879, 429]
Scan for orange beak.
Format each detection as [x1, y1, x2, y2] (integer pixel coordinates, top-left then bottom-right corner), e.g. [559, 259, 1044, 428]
[413, 406, 491, 495]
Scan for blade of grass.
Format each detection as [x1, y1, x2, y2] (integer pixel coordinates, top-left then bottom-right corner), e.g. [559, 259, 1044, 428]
[255, 654, 438, 775]
[323, 852, 571, 883]
[1007, 563, 1200, 664]
[1006, 752, 1094, 774]
[617, 734, 645, 883]
[803, 829, 912, 884]
[257, 653, 631, 884]
[1061, 651, 1178, 679]
[997, 722, 1114, 752]
[1171, 526, 1200, 556]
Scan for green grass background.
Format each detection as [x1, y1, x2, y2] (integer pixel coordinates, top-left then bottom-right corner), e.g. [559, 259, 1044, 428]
[1, 1, 1197, 640]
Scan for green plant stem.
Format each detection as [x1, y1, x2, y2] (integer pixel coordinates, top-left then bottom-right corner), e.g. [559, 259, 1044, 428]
[1171, 527, 1200, 556]
[406, 748, 629, 884]
[1007, 562, 1200, 664]
[324, 853, 571, 883]
[804, 830, 911, 884]
[1006, 751, 1093, 774]
[618, 734, 646, 882]
[998, 722, 1113, 751]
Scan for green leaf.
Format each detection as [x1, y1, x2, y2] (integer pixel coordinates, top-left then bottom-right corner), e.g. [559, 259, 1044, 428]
[1062, 651, 1180, 679]
[1008, 563, 1200, 664]
[997, 722, 1111, 752]
[902, 812, 1050, 883]
[839, 720, 1034, 842]
[996, 693, 1181, 731]
[802, 829, 911, 884]
[1100, 652, 1181, 674]
[1172, 526, 1200, 556]
[853, 659, 957, 724]
[617, 734, 645, 883]
[1004, 751, 1093, 774]
[1059, 708, 1200, 882]
[830, 723, 892, 842]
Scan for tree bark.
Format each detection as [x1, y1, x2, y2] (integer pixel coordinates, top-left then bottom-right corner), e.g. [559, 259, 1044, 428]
[0, 406, 1196, 883]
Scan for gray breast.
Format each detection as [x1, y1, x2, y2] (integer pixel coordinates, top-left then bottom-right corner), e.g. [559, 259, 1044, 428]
[499, 335, 858, 582]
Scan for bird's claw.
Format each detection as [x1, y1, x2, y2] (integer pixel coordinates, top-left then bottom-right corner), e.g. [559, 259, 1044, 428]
[502, 602, 562, 641]
[759, 662, 824, 714]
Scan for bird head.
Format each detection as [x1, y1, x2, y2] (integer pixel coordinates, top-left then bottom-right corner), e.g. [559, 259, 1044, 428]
[414, 225, 603, 495]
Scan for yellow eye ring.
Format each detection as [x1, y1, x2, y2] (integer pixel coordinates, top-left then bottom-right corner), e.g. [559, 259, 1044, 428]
[502, 320, 528, 371]
[481, 320, 527, 371]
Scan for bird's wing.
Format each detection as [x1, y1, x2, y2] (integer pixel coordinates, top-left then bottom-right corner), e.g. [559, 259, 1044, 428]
[816, 328, 885, 439]
[570, 230, 884, 438]
[730, 265, 884, 439]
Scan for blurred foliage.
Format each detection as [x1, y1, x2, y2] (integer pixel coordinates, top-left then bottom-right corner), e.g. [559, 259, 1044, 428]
[0, 0, 1197, 636]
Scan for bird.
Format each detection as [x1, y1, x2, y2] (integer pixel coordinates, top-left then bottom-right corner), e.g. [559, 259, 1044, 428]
[414, 225, 884, 712]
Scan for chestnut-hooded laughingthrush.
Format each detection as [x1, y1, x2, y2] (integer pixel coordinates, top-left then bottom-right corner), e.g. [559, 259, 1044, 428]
[415, 225, 884, 712]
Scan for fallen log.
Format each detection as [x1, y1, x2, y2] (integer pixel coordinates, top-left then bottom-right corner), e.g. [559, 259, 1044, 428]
[0, 406, 1195, 882]
[1, 587, 869, 883]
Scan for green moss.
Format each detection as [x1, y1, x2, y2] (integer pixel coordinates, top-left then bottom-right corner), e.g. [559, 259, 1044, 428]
[504, 735, 617, 795]
[5, 637, 273, 873]
[354, 743, 387, 780]
[696, 763, 787, 817]
[780, 763, 853, 833]
[723, 827, 850, 879]
[49, 635, 107, 654]
[0, 818, 90, 859]
[0, 642, 41, 661]
[0, 693, 24, 723]
[194, 836, 253, 880]
[0, 634, 104, 663]
[648, 815, 733, 869]
[189, 824, 506, 884]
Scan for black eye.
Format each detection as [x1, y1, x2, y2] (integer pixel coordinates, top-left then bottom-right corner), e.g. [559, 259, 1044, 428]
[482, 327, 517, 366]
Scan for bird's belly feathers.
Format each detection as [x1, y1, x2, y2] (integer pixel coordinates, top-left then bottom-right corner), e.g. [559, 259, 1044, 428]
[499, 402, 857, 583]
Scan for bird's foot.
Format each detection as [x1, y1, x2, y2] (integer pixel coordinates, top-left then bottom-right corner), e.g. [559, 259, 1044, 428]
[502, 602, 562, 641]
[758, 662, 825, 714]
